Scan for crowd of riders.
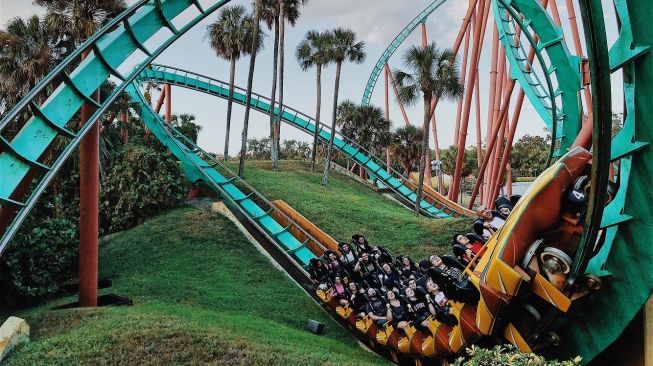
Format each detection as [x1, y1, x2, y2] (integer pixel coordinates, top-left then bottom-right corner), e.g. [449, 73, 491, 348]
[308, 196, 517, 335]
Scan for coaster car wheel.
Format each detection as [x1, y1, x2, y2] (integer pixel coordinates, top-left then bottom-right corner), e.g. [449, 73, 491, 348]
[540, 247, 572, 275]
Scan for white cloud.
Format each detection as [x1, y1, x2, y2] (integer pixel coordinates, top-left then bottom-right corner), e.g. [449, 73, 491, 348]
[0, 0, 45, 26]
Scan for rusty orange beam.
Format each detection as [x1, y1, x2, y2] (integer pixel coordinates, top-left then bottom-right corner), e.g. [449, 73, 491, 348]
[453, 9, 473, 146]
[450, 0, 490, 201]
[386, 63, 411, 127]
[385, 64, 392, 173]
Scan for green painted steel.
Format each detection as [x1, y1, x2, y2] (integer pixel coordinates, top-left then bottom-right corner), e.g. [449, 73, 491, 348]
[0, 0, 232, 253]
[136, 65, 469, 219]
[554, 0, 652, 363]
[360, 0, 448, 105]
[126, 85, 318, 268]
[494, 0, 582, 157]
[0, 0, 649, 363]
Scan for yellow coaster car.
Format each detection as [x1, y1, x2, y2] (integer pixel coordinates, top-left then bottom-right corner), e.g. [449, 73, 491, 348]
[468, 147, 595, 351]
[314, 147, 599, 362]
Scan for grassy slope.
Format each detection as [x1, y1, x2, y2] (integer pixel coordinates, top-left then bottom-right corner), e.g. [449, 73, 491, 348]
[5, 207, 388, 366]
[235, 160, 473, 259]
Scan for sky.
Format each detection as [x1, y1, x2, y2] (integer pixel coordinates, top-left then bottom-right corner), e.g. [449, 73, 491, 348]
[0, 0, 623, 157]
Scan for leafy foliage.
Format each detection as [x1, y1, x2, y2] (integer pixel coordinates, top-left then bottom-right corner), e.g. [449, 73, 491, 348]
[392, 41, 463, 212]
[247, 137, 310, 160]
[441, 145, 478, 177]
[390, 125, 422, 175]
[321, 28, 366, 185]
[0, 217, 78, 307]
[100, 142, 189, 233]
[170, 113, 202, 144]
[336, 100, 391, 157]
[453, 345, 581, 366]
[510, 134, 551, 178]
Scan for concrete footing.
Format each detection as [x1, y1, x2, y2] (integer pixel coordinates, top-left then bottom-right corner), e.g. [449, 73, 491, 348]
[0, 316, 29, 362]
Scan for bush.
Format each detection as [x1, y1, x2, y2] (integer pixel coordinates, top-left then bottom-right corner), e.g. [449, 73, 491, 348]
[453, 345, 581, 366]
[0, 217, 78, 307]
[100, 142, 189, 233]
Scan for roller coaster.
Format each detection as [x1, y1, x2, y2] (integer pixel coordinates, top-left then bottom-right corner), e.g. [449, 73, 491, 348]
[0, 0, 651, 365]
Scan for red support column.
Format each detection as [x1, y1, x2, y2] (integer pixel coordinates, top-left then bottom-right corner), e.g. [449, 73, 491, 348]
[485, 45, 507, 206]
[474, 69, 483, 204]
[467, 81, 515, 208]
[155, 88, 166, 114]
[454, 15, 472, 146]
[488, 73, 510, 207]
[386, 63, 411, 126]
[120, 110, 128, 144]
[421, 23, 433, 187]
[423, 0, 480, 134]
[164, 84, 172, 125]
[450, 0, 489, 201]
[78, 51, 99, 308]
[385, 66, 391, 173]
[431, 114, 444, 193]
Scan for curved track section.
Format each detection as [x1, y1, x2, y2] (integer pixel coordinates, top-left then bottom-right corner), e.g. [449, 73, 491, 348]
[493, 0, 582, 157]
[125, 84, 324, 270]
[492, 0, 652, 362]
[361, 0, 448, 106]
[554, 0, 652, 362]
[136, 64, 475, 218]
[0, 0, 233, 254]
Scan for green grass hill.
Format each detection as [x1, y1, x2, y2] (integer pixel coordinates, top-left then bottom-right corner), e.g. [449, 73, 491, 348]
[4, 160, 471, 365]
[4, 207, 389, 366]
[233, 160, 473, 259]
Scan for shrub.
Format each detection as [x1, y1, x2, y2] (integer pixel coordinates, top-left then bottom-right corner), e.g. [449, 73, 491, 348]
[453, 345, 582, 366]
[0, 217, 78, 307]
[100, 142, 189, 233]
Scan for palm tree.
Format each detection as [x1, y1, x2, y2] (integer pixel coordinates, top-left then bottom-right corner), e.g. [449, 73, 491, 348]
[296, 30, 332, 171]
[36, 0, 126, 46]
[391, 125, 423, 176]
[274, 0, 308, 171]
[170, 113, 202, 144]
[259, 0, 281, 170]
[393, 42, 463, 215]
[321, 28, 366, 186]
[207, 5, 257, 161]
[238, 0, 264, 177]
[336, 101, 390, 157]
[0, 16, 57, 114]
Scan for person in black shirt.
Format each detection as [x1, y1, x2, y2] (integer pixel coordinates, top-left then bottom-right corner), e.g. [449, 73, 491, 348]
[324, 250, 343, 279]
[338, 242, 357, 266]
[348, 282, 368, 318]
[365, 288, 388, 326]
[354, 252, 380, 287]
[429, 255, 465, 282]
[399, 255, 419, 280]
[385, 290, 410, 330]
[405, 287, 435, 328]
[309, 258, 328, 285]
[352, 234, 373, 253]
[380, 262, 402, 291]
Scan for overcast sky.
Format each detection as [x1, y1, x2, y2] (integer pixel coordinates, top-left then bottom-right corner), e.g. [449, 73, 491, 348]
[0, 0, 623, 156]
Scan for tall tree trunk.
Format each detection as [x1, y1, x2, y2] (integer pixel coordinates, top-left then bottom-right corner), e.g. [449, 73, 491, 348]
[269, 16, 280, 168]
[274, 1, 286, 171]
[120, 110, 128, 144]
[238, 0, 261, 177]
[310, 63, 322, 171]
[322, 61, 342, 185]
[224, 56, 237, 160]
[414, 95, 431, 216]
